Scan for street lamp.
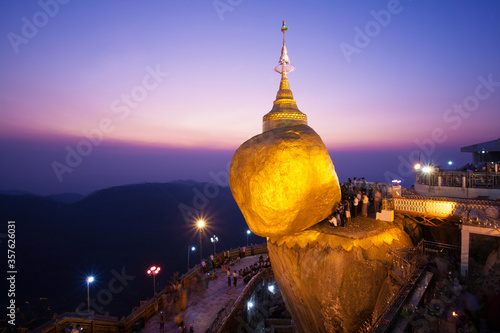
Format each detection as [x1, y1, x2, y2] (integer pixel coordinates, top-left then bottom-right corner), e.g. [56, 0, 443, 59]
[422, 165, 433, 173]
[187, 246, 196, 272]
[147, 266, 160, 296]
[86, 276, 94, 315]
[210, 235, 219, 255]
[197, 220, 205, 262]
[246, 229, 251, 246]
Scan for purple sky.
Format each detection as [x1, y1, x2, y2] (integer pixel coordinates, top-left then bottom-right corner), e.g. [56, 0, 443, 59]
[1, 0, 499, 195]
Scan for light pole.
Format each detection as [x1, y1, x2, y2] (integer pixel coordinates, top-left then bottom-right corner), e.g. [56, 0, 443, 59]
[197, 220, 205, 262]
[414, 163, 422, 182]
[246, 229, 251, 246]
[147, 266, 160, 297]
[211, 235, 219, 255]
[422, 165, 434, 187]
[86, 276, 94, 315]
[187, 246, 195, 272]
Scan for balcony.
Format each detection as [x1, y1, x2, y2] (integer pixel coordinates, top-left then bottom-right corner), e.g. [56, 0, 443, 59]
[414, 170, 500, 200]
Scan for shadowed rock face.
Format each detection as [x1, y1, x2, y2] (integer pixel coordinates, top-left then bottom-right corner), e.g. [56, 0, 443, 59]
[229, 124, 341, 239]
[267, 219, 413, 332]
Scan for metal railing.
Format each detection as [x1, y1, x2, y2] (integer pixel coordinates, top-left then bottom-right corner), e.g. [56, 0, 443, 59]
[416, 170, 500, 189]
[387, 195, 500, 228]
[364, 240, 460, 333]
[216, 268, 274, 333]
[205, 298, 235, 333]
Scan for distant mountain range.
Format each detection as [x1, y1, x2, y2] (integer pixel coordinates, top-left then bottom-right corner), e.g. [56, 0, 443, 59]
[0, 189, 86, 203]
[0, 181, 261, 328]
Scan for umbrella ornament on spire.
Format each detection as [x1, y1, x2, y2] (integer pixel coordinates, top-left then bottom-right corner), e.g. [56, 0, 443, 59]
[274, 20, 295, 75]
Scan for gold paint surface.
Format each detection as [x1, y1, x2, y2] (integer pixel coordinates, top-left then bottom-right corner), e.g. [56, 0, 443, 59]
[267, 220, 413, 332]
[229, 124, 341, 238]
[262, 72, 307, 132]
[269, 217, 407, 252]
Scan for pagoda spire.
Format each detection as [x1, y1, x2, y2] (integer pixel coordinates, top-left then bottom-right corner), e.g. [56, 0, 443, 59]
[274, 21, 295, 76]
[262, 20, 307, 132]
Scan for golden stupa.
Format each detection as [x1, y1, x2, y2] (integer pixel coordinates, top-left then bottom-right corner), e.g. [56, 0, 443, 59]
[262, 22, 307, 132]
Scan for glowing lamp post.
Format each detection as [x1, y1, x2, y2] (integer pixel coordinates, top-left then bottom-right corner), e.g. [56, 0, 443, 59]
[210, 235, 219, 255]
[86, 276, 94, 315]
[187, 246, 195, 272]
[147, 266, 160, 296]
[197, 220, 205, 262]
[422, 165, 433, 173]
[420, 165, 434, 187]
[246, 229, 251, 246]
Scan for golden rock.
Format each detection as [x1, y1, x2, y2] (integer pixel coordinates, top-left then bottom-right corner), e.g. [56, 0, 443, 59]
[229, 124, 341, 238]
[267, 219, 413, 333]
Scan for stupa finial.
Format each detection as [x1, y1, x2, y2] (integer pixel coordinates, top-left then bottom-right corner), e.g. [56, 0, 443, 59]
[262, 20, 307, 132]
[274, 20, 295, 75]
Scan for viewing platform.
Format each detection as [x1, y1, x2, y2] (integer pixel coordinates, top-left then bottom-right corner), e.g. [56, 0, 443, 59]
[414, 170, 500, 200]
[414, 138, 500, 200]
[384, 189, 500, 278]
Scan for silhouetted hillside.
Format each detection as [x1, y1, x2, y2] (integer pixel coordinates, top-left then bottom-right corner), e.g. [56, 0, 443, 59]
[47, 193, 86, 203]
[0, 189, 33, 196]
[0, 181, 260, 328]
[0, 190, 85, 203]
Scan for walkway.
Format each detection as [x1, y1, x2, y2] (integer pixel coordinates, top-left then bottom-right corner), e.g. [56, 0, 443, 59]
[142, 255, 262, 332]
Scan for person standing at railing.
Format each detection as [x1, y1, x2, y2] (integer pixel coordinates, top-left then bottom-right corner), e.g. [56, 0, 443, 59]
[356, 191, 362, 216]
[159, 311, 165, 333]
[344, 200, 351, 225]
[374, 190, 382, 213]
[361, 177, 367, 194]
[338, 202, 345, 227]
[233, 270, 238, 286]
[353, 195, 358, 219]
[362, 193, 369, 217]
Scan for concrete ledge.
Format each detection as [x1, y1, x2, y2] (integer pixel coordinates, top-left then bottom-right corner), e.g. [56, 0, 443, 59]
[377, 210, 394, 222]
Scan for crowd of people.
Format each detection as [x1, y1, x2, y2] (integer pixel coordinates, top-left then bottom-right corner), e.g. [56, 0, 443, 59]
[328, 178, 388, 227]
[223, 254, 271, 287]
[238, 255, 271, 284]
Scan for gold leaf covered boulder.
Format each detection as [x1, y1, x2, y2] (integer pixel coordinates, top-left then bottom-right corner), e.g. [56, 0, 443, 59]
[230, 124, 341, 238]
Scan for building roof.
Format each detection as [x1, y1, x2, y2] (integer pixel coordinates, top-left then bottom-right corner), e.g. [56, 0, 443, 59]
[460, 138, 500, 153]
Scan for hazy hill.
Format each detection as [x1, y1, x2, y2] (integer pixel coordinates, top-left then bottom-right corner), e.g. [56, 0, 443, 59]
[47, 192, 86, 203]
[0, 190, 86, 203]
[0, 181, 259, 327]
